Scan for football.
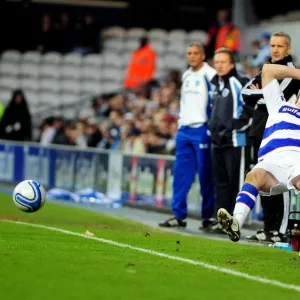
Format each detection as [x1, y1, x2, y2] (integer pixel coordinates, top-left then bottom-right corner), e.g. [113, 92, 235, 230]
[13, 180, 46, 213]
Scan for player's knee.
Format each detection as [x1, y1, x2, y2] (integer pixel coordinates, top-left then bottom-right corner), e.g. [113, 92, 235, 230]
[245, 168, 266, 186]
[293, 177, 300, 190]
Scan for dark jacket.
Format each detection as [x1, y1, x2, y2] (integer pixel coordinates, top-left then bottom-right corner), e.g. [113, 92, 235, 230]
[241, 55, 300, 140]
[0, 90, 32, 141]
[209, 68, 251, 148]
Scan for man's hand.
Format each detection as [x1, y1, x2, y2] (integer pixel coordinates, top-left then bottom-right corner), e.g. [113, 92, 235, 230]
[250, 83, 259, 90]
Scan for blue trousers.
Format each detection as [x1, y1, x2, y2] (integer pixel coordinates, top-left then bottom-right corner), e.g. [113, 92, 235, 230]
[172, 125, 215, 220]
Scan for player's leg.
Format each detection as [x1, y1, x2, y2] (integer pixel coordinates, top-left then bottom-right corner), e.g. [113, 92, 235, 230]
[159, 128, 196, 227]
[192, 127, 214, 229]
[217, 167, 279, 242]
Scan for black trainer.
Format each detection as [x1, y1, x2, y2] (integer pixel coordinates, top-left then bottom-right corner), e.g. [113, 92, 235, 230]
[158, 217, 187, 228]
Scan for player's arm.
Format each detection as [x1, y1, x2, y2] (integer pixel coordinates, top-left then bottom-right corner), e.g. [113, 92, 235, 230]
[262, 64, 300, 88]
[261, 64, 290, 113]
[241, 72, 263, 108]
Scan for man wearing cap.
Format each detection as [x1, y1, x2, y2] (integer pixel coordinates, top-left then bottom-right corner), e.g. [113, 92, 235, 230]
[241, 31, 300, 243]
[247, 32, 271, 69]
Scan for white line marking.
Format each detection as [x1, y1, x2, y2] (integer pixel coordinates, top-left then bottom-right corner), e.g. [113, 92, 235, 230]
[2, 219, 300, 293]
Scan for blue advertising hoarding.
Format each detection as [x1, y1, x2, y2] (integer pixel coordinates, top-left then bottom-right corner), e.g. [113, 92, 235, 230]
[0, 140, 271, 222]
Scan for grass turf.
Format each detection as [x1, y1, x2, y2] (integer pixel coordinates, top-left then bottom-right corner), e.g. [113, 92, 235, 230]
[1, 194, 300, 299]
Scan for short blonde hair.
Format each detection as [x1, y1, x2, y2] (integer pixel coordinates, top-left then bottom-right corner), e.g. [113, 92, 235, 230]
[272, 31, 291, 46]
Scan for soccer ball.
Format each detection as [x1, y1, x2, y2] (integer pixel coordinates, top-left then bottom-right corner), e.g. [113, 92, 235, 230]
[13, 180, 46, 213]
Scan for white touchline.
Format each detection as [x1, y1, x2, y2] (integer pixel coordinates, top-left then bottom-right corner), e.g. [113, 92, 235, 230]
[2, 219, 300, 293]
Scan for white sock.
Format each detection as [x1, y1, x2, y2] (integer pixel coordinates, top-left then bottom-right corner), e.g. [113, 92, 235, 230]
[233, 202, 250, 228]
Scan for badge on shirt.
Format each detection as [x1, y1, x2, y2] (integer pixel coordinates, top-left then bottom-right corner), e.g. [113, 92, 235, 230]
[222, 88, 230, 97]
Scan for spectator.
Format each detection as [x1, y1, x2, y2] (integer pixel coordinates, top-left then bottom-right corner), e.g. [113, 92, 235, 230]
[121, 127, 146, 154]
[75, 120, 87, 147]
[52, 121, 77, 146]
[39, 116, 56, 145]
[56, 12, 74, 54]
[124, 37, 156, 92]
[73, 13, 99, 55]
[51, 117, 65, 144]
[0, 89, 32, 141]
[159, 44, 216, 230]
[205, 8, 240, 64]
[37, 14, 58, 53]
[247, 32, 271, 70]
[209, 48, 251, 232]
[86, 121, 102, 148]
[14, 0, 38, 52]
[244, 40, 261, 77]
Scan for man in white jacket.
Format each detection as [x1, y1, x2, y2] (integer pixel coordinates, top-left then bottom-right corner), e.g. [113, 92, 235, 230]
[159, 44, 216, 229]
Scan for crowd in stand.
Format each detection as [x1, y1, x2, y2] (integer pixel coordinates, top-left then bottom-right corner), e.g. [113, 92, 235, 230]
[2, 0, 101, 55]
[0, 3, 278, 156]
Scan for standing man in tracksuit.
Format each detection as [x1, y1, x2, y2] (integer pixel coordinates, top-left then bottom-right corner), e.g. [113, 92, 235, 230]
[159, 43, 216, 229]
[242, 31, 300, 243]
[209, 47, 252, 234]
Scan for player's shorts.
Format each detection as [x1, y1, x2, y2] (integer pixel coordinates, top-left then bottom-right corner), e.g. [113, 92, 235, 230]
[253, 150, 300, 196]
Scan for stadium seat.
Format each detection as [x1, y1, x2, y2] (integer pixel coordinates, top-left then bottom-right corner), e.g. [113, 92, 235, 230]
[40, 64, 60, 79]
[39, 78, 60, 93]
[0, 62, 20, 77]
[103, 38, 124, 52]
[82, 54, 103, 68]
[0, 76, 20, 91]
[20, 78, 40, 92]
[61, 65, 81, 80]
[148, 28, 168, 41]
[20, 62, 40, 78]
[164, 54, 187, 71]
[42, 52, 62, 65]
[102, 26, 126, 39]
[62, 108, 78, 120]
[103, 82, 123, 94]
[102, 67, 124, 83]
[60, 93, 80, 105]
[188, 30, 208, 44]
[126, 27, 147, 39]
[63, 52, 82, 66]
[168, 29, 187, 42]
[1, 50, 21, 63]
[22, 51, 41, 64]
[102, 52, 123, 68]
[80, 80, 102, 96]
[166, 41, 186, 56]
[79, 107, 95, 119]
[0, 89, 12, 103]
[60, 79, 80, 95]
[24, 91, 39, 105]
[150, 40, 166, 56]
[81, 66, 102, 81]
[121, 52, 132, 67]
[124, 39, 140, 52]
[40, 91, 60, 106]
[156, 57, 166, 71]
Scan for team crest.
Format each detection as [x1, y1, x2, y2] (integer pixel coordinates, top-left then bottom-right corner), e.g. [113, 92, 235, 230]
[222, 88, 230, 97]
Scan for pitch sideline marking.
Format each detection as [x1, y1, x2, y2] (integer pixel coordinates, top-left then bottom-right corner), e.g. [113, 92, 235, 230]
[2, 219, 300, 293]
